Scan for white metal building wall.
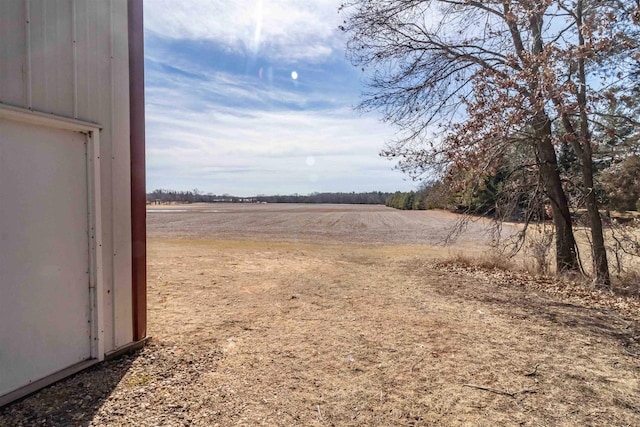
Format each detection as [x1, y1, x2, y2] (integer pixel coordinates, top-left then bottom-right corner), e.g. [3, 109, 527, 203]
[0, 0, 134, 354]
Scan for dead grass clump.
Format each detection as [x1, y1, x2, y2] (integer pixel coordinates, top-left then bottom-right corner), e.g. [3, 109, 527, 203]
[522, 227, 554, 275]
[436, 251, 514, 272]
[441, 246, 640, 299]
[610, 270, 640, 297]
[435, 254, 640, 323]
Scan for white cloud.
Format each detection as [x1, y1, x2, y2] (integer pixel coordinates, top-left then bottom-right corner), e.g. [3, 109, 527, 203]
[144, 0, 346, 62]
[145, 95, 414, 195]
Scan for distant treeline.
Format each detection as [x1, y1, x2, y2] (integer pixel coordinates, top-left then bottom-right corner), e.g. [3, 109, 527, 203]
[255, 192, 392, 204]
[385, 191, 423, 210]
[147, 189, 252, 204]
[387, 168, 640, 220]
[385, 180, 514, 214]
[384, 182, 455, 212]
[147, 189, 393, 205]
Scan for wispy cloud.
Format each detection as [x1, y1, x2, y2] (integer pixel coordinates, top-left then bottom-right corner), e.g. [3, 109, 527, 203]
[146, 58, 347, 113]
[144, 0, 346, 63]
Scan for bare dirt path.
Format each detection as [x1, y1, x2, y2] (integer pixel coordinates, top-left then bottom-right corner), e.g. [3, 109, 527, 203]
[1, 205, 639, 426]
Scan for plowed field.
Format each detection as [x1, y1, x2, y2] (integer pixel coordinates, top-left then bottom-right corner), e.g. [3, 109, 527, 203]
[146, 203, 500, 245]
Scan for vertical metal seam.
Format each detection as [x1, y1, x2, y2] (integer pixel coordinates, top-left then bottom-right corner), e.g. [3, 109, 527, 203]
[24, 0, 32, 109]
[108, 0, 116, 349]
[54, 0, 59, 112]
[85, 131, 94, 355]
[43, 0, 47, 108]
[72, 0, 78, 118]
[85, 1, 90, 117]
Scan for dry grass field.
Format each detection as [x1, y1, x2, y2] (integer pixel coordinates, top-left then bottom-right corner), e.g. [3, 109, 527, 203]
[2, 203, 639, 426]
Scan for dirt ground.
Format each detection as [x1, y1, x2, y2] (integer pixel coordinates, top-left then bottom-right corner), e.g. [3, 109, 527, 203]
[2, 204, 639, 426]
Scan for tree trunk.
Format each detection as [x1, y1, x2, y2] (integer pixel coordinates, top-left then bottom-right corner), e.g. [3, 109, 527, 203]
[527, 12, 579, 273]
[535, 114, 580, 273]
[574, 1, 611, 286]
[580, 145, 611, 285]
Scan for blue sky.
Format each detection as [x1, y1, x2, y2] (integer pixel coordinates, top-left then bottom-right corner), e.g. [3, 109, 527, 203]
[143, 0, 415, 197]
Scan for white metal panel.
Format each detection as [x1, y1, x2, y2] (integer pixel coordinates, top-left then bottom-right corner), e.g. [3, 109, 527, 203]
[0, 1, 27, 107]
[28, 0, 75, 116]
[74, 0, 113, 123]
[0, 105, 106, 405]
[0, 117, 91, 396]
[110, 0, 133, 347]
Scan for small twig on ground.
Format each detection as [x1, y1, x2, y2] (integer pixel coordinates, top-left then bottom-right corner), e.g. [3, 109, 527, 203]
[462, 383, 537, 398]
[623, 348, 640, 360]
[316, 405, 323, 421]
[411, 356, 425, 372]
[463, 384, 515, 397]
[524, 363, 540, 377]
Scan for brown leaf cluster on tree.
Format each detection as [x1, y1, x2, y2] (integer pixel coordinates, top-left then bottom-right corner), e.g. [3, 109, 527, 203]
[341, 0, 640, 285]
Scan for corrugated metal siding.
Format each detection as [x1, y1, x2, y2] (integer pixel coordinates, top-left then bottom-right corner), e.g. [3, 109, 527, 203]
[0, 1, 27, 106]
[29, 0, 75, 116]
[0, 0, 133, 353]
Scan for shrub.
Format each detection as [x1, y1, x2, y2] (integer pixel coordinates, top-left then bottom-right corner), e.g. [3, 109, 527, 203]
[600, 155, 640, 211]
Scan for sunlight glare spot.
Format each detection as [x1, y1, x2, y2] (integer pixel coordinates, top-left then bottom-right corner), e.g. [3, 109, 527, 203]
[291, 71, 298, 80]
[252, 0, 263, 55]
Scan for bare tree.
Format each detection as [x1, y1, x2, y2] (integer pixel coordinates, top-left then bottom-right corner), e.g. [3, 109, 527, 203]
[341, 0, 639, 284]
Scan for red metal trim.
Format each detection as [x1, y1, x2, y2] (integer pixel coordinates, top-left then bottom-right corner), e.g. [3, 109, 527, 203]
[128, 0, 146, 341]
